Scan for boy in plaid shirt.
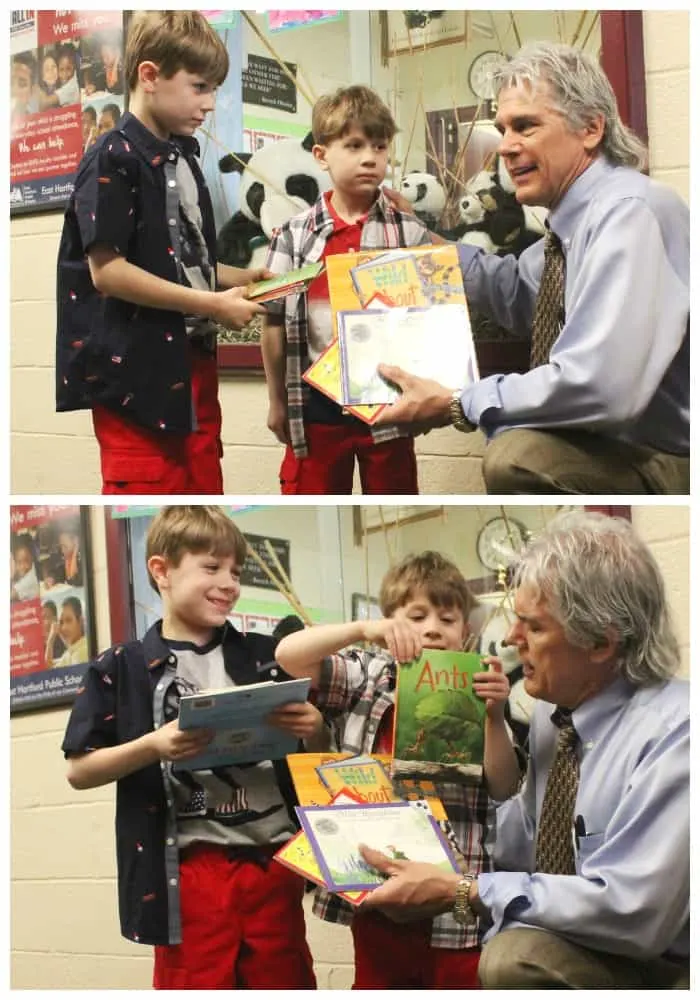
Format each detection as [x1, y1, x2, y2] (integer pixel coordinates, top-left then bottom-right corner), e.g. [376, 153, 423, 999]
[276, 551, 523, 987]
[262, 85, 431, 495]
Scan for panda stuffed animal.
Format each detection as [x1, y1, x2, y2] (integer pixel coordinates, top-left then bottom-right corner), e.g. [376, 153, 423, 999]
[457, 155, 546, 257]
[399, 170, 446, 230]
[216, 132, 332, 269]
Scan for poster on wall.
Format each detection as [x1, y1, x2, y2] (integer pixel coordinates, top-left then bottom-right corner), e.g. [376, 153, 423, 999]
[10, 9, 126, 215]
[242, 53, 297, 113]
[10, 505, 96, 712]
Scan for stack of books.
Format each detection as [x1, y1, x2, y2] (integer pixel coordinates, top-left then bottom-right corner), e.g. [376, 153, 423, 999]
[303, 245, 479, 423]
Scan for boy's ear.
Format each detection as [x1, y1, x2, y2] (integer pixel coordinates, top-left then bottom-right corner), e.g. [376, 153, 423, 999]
[137, 60, 160, 92]
[147, 554, 170, 590]
[312, 143, 329, 172]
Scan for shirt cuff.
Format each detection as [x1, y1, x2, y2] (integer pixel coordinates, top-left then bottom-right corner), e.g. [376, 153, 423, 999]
[477, 871, 533, 941]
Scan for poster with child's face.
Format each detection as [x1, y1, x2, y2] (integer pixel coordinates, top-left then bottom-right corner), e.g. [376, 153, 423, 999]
[10, 10, 125, 214]
[10, 505, 96, 712]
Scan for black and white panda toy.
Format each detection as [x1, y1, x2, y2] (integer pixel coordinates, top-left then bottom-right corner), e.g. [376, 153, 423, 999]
[457, 155, 546, 257]
[216, 132, 332, 269]
[399, 170, 447, 230]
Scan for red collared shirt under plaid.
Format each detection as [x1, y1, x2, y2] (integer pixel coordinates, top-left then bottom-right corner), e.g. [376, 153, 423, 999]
[312, 646, 494, 950]
[265, 190, 431, 458]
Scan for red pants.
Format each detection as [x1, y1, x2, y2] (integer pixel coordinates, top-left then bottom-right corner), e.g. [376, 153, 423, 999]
[92, 349, 223, 494]
[280, 423, 418, 494]
[351, 909, 481, 988]
[153, 844, 316, 989]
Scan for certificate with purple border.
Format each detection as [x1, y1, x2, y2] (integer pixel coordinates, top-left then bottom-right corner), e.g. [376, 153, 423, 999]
[295, 800, 459, 892]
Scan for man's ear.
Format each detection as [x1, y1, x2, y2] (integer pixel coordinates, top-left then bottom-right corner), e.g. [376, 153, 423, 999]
[137, 60, 160, 92]
[312, 143, 329, 172]
[582, 114, 605, 153]
[147, 554, 170, 590]
[590, 627, 618, 663]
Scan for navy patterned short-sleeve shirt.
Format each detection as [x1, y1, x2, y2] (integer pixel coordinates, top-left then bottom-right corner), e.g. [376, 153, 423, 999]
[55, 112, 218, 434]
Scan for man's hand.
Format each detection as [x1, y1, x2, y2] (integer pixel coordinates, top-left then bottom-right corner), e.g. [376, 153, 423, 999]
[267, 701, 325, 741]
[361, 617, 423, 664]
[358, 846, 461, 922]
[373, 365, 453, 431]
[209, 287, 266, 329]
[473, 657, 511, 720]
[151, 719, 214, 763]
[267, 398, 290, 445]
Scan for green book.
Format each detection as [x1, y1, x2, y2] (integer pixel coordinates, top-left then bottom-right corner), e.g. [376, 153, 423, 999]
[393, 650, 486, 766]
[246, 262, 324, 303]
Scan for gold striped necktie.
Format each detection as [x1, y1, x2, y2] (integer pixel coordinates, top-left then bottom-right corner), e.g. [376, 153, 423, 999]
[530, 226, 566, 369]
[535, 710, 579, 875]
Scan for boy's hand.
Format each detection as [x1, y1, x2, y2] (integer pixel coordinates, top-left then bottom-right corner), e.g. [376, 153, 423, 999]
[362, 618, 422, 665]
[267, 701, 323, 740]
[243, 266, 275, 285]
[472, 657, 510, 719]
[151, 719, 214, 763]
[209, 287, 266, 329]
[267, 398, 290, 444]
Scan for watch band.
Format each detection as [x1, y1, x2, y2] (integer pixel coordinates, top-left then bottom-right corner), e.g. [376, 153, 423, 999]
[452, 872, 477, 925]
[449, 389, 475, 433]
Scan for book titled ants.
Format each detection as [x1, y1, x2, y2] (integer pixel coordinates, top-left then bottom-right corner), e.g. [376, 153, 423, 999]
[393, 650, 486, 768]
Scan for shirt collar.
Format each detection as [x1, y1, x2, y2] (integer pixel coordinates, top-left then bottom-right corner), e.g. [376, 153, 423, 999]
[547, 155, 616, 245]
[569, 673, 637, 747]
[142, 619, 235, 669]
[117, 111, 200, 167]
[309, 186, 391, 235]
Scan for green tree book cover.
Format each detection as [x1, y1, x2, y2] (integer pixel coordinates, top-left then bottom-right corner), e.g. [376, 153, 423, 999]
[393, 650, 486, 765]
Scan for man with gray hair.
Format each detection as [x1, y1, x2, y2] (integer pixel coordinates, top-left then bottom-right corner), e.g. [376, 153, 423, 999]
[358, 510, 689, 987]
[381, 42, 689, 494]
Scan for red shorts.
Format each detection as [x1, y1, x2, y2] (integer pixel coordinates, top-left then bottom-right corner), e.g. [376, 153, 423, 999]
[351, 909, 481, 988]
[153, 844, 316, 989]
[92, 347, 223, 495]
[280, 423, 418, 495]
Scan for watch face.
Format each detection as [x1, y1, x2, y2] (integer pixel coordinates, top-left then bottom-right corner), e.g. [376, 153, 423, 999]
[476, 517, 528, 570]
[468, 50, 506, 102]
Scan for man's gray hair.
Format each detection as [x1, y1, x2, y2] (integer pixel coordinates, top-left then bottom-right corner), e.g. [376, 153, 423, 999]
[513, 510, 680, 687]
[492, 41, 648, 171]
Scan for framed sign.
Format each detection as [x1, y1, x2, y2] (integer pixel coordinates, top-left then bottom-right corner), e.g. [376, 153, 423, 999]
[10, 505, 96, 713]
[10, 9, 127, 216]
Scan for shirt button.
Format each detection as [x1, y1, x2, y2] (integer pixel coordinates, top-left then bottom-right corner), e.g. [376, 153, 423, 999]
[166, 837, 175, 846]
[168, 152, 176, 161]
[166, 799, 173, 807]
[169, 877, 178, 887]
[168, 655, 176, 664]
[168, 218, 176, 226]
[168, 179, 176, 188]
[156, 683, 164, 691]
[270, 668, 278, 677]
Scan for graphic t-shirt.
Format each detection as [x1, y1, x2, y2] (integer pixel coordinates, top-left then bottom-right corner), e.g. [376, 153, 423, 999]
[164, 637, 296, 849]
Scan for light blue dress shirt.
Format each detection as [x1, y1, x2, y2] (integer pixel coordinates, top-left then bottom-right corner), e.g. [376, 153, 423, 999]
[457, 158, 689, 454]
[478, 675, 689, 960]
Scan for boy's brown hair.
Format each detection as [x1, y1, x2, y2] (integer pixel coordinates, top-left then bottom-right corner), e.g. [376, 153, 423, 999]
[312, 84, 398, 145]
[146, 506, 247, 592]
[124, 11, 229, 93]
[379, 551, 477, 621]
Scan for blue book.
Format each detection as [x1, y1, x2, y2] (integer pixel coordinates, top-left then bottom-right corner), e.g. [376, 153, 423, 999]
[175, 675, 311, 771]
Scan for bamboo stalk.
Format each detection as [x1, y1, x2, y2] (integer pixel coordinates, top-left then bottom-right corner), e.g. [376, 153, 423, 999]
[241, 11, 316, 107]
[508, 11, 521, 49]
[570, 10, 589, 47]
[198, 127, 301, 212]
[245, 542, 313, 625]
[580, 11, 600, 52]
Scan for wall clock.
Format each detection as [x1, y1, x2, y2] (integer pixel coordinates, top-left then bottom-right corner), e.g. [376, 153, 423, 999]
[468, 49, 506, 102]
[476, 516, 529, 571]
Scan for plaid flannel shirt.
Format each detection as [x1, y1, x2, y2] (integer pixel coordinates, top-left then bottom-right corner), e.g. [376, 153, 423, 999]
[265, 191, 431, 458]
[312, 646, 494, 950]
